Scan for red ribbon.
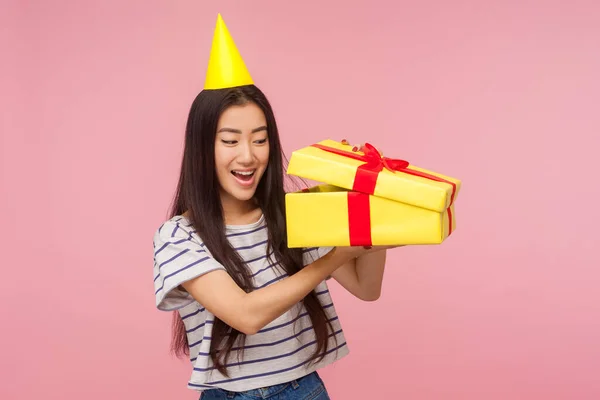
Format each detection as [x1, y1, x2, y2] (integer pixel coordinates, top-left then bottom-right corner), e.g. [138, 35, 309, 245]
[347, 192, 372, 246]
[311, 142, 457, 245]
[312, 143, 409, 194]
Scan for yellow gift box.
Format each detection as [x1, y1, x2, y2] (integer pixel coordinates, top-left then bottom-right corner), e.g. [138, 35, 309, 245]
[284, 139, 461, 247]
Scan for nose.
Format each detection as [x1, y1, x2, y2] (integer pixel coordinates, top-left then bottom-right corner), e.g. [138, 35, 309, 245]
[237, 141, 254, 164]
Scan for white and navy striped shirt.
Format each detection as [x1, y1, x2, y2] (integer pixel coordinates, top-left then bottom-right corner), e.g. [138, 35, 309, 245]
[152, 214, 349, 392]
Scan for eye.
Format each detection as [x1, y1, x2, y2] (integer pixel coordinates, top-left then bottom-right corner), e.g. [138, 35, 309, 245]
[255, 138, 268, 144]
[221, 140, 237, 145]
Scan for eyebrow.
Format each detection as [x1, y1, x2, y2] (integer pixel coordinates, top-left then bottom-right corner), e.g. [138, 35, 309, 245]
[217, 126, 268, 134]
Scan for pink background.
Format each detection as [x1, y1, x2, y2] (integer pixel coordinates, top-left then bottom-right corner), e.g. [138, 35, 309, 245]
[3, 0, 600, 399]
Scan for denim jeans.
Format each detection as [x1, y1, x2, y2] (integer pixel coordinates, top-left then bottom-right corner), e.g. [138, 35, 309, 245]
[199, 372, 330, 400]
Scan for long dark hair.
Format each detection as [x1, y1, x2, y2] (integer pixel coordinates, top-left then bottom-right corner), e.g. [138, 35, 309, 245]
[167, 84, 336, 376]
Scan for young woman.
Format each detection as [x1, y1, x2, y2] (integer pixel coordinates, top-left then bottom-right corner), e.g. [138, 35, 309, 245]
[153, 15, 395, 400]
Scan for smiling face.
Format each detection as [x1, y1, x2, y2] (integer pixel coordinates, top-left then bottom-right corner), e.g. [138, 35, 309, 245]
[214, 101, 270, 212]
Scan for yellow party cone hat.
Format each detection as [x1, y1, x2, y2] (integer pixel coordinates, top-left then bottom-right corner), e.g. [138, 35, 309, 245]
[204, 14, 254, 89]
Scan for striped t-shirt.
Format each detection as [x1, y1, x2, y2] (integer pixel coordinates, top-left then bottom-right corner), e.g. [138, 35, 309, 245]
[152, 214, 349, 392]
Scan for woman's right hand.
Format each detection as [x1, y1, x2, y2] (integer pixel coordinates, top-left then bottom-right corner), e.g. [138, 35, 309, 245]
[331, 245, 399, 263]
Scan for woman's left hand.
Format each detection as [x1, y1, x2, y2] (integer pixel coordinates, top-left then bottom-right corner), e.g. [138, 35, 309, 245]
[341, 138, 383, 156]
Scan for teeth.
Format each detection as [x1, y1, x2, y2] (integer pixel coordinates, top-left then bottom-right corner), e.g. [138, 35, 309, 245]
[234, 170, 254, 176]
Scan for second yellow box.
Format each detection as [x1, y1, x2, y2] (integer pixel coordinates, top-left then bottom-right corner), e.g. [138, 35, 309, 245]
[285, 184, 456, 247]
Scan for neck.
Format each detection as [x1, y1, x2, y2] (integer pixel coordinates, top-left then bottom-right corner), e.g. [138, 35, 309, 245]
[220, 194, 261, 225]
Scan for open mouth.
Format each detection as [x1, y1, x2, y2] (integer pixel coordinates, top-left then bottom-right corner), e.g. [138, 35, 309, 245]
[231, 169, 255, 182]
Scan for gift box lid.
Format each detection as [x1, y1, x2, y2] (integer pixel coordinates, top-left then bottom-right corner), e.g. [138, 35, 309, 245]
[286, 139, 461, 213]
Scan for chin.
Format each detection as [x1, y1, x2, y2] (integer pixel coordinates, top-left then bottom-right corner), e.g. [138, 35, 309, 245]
[221, 185, 258, 203]
[232, 190, 257, 202]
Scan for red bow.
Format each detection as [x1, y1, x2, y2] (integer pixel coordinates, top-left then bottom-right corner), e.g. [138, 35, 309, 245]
[311, 142, 410, 194]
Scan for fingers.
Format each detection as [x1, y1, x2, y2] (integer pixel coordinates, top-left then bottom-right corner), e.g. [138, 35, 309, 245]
[341, 139, 361, 152]
[371, 245, 403, 251]
[341, 138, 382, 156]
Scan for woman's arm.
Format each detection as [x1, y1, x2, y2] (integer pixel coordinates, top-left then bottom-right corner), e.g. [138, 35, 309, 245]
[180, 246, 368, 335]
[330, 246, 399, 301]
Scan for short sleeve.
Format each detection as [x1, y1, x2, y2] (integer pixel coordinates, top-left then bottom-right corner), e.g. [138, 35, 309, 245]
[152, 219, 226, 311]
[302, 246, 334, 267]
